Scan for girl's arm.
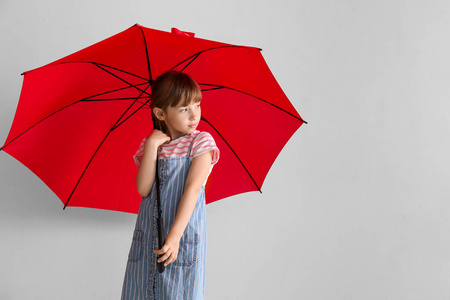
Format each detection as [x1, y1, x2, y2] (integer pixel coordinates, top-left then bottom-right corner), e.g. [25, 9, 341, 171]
[154, 150, 213, 266]
[136, 130, 170, 197]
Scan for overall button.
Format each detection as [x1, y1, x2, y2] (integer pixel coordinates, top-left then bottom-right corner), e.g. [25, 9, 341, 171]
[153, 229, 157, 236]
[150, 265, 155, 271]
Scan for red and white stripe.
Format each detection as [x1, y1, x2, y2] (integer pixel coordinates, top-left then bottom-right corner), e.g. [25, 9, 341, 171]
[134, 130, 220, 168]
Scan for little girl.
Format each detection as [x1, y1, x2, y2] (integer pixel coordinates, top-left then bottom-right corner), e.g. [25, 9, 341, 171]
[121, 71, 220, 300]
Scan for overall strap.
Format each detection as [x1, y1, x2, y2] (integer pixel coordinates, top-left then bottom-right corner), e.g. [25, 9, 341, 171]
[187, 132, 201, 158]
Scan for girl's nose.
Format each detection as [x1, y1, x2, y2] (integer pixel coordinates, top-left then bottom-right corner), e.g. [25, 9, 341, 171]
[190, 110, 198, 120]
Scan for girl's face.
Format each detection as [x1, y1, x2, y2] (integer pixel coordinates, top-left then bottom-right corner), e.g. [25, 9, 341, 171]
[155, 100, 201, 140]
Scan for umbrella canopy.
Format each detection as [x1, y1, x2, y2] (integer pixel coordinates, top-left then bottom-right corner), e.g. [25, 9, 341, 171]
[1, 24, 306, 213]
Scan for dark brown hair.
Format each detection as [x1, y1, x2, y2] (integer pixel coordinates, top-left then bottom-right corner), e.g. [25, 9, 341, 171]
[150, 71, 202, 133]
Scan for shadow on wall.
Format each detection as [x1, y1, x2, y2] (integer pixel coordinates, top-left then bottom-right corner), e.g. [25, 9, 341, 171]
[0, 155, 135, 226]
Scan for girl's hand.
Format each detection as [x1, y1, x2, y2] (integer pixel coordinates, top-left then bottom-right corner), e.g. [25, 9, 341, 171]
[146, 129, 171, 148]
[154, 232, 181, 266]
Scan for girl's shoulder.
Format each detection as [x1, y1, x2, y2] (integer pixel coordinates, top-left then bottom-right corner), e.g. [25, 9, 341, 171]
[191, 131, 220, 165]
[133, 136, 147, 168]
[193, 131, 215, 144]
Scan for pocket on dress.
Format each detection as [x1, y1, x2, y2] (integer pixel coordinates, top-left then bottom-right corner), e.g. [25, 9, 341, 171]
[174, 233, 199, 267]
[128, 230, 144, 262]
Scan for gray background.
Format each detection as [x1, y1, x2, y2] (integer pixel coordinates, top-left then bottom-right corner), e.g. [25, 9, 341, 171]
[1, 0, 450, 299]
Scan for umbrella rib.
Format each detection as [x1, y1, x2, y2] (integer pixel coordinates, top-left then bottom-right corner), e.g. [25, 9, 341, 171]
[84, 96, 150, 106]
[136, 25, 153, 82]
[83, 85, 151, 103]
[169, 45, 260, 72]
[111, 97, 151, 131]
[63, 83, 151, 209]
[1, 102, 80, 151]
[91, 62, 149, 82]
[23, 62, 149, 82]
[200, 116, 262, 193]
[94, 64, 151, 96]
[199, 83, 307, 124]
[81, 82, 150, 100]
[201, 87, 224, 92]
[180, 53, 201, 73]
[1, 82, 152, 152]
[168, 46, 306, 124]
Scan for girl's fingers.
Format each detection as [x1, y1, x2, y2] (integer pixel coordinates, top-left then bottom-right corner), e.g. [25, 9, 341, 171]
[165, 255, 177, 266]
[154, 245, 168, 255]
[153, 244, 179, 264]
[157, 251, 171, 263]
[154, 250, 178, 265]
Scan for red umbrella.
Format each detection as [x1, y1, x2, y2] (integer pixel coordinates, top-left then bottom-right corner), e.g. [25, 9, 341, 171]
[1, 24, 306, 213]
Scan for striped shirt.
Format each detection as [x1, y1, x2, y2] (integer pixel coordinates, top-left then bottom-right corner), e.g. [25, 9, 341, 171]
[133, 131, 220, 183]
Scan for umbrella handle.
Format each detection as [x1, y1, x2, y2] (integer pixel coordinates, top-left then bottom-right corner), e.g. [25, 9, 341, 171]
[154, 117, 166, 273]
[157, 215, 165, 273]
[152, 118, 159, 131]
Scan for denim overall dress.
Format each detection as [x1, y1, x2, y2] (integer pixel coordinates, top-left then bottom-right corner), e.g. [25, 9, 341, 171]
[122, 133, 206, 300]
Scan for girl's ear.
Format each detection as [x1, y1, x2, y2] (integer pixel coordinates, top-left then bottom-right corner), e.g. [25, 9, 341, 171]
[153, 107, 165, 121]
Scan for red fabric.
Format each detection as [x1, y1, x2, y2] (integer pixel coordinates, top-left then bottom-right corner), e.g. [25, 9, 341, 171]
[2, 24, 305, 213]
[171, 28, 195, 37]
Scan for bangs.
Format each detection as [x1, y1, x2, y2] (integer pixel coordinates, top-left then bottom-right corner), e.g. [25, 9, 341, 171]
[172, 77, 202, 107]
[177, 83, 202, 107]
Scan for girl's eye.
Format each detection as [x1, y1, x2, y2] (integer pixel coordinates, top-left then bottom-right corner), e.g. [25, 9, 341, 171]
[180, 108, 188, 112]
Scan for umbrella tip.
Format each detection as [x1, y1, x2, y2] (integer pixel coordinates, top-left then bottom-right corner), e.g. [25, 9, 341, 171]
[171, 28, 195, 37]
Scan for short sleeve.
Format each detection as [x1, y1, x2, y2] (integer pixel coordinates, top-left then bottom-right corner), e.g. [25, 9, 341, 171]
[133, 137, 147, 168]
[191, 132, 220, 166]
